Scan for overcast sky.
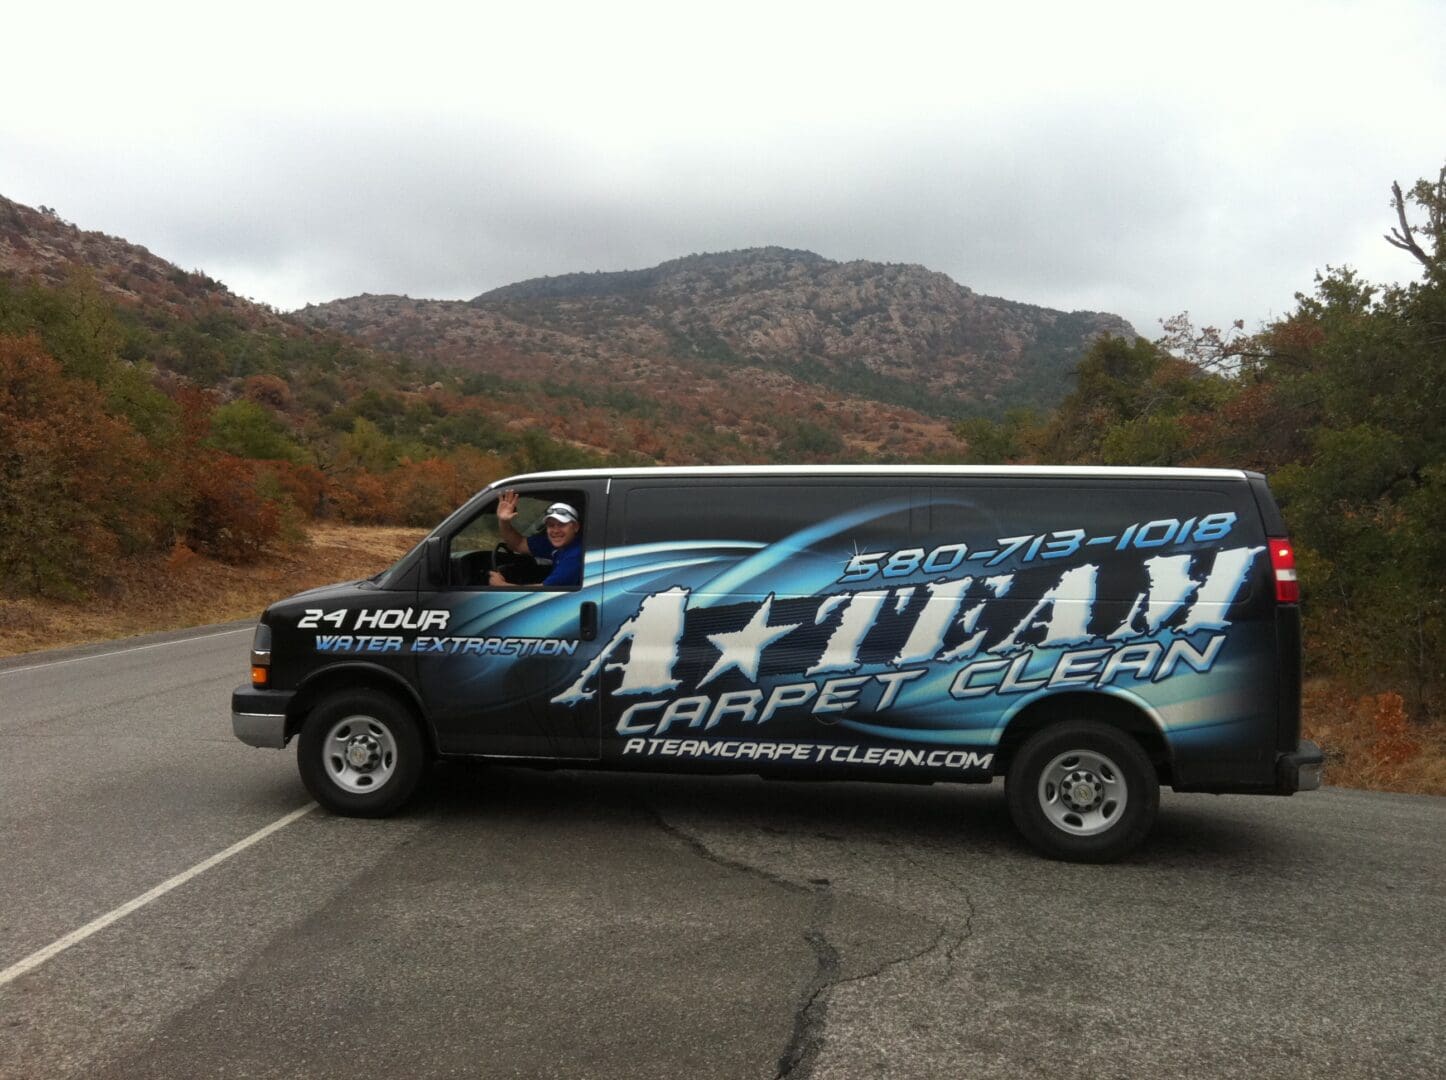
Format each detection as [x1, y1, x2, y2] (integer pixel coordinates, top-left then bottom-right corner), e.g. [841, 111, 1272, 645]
[3, 0, 1443, 337]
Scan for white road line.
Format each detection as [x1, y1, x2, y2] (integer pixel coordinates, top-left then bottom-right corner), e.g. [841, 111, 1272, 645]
[0, 803, 316, 987]
[0, 627, 253, 677]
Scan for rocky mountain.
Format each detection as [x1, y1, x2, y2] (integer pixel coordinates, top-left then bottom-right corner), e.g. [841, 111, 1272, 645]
[302, 247, 1135, 418]
[0, 193, 1135, 465]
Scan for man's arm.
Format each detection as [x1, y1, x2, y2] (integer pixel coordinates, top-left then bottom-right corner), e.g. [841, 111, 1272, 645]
[497, 489, 529, 554]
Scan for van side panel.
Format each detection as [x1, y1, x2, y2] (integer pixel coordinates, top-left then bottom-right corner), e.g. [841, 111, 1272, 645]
[539, 476, 1281, 791]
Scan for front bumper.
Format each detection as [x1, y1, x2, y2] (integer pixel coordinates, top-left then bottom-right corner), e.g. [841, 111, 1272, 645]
[1276, 738, 1325, 794]
[231, 685, 295, 749]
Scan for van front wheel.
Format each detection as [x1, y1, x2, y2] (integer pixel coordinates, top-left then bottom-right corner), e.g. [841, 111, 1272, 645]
[1006, 720, 1158, 862]
[297, 691, 427, 817]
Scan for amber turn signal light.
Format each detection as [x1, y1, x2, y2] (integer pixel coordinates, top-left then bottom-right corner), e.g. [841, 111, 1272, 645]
[251, 666, 269, 687]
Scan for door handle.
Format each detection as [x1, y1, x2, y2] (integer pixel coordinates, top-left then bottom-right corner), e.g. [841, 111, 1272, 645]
[580, 601, 598, 641]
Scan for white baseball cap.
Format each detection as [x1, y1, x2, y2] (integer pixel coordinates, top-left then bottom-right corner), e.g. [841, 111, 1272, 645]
[544, 502, 580, 525]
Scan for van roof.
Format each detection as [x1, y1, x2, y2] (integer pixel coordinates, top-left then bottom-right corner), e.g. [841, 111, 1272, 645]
[497, 464, 1249, 484]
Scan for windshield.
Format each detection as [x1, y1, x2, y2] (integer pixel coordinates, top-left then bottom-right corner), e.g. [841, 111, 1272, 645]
[370, 483, 500, 588]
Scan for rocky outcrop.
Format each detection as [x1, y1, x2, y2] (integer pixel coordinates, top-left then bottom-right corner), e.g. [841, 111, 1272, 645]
[307, 247, 1135, 416]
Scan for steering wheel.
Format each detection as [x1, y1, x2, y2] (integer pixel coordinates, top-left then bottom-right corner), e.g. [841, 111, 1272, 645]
[493, 542, 535, 581]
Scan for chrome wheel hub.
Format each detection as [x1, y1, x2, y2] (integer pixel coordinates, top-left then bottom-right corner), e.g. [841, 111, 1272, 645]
[1063, 772, 1103, 812]
[324, 715, 398, 793]
[345, 734, 381, 770]
[1038, 749, 1127, 837]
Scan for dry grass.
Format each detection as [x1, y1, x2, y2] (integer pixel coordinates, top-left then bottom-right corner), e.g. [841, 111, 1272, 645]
[0, 525, 425, 659]
[1303, 681, 1446, 796]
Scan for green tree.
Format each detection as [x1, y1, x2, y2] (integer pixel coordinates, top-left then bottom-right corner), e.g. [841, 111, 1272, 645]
[508, 428, 601, 473]
[206, 400, 305, 463]
[1022, 335, 1226, 464]
[777, 420, 845, 460]
[0, 273, 124, 383]
[1257, 239, 1445, 710]
[339, 417, 397, 473]
[953, 408, 1042, 463]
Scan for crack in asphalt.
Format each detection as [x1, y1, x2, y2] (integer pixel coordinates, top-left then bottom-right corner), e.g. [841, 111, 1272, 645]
[774, 920, 836, 1079]
[942, 891, 976, 979]
[776, 845, 982, 1077]
[637, 800, 811, 895]
[897, 845, 978, 980]
[777, 919, 964, 1079]
[638, 800, 980, 1080]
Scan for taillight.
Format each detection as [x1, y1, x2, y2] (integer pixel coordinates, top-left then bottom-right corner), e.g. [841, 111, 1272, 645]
[1269, 538, 1298, 603]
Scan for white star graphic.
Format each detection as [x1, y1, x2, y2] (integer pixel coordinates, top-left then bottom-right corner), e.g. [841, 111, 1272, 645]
[697, 594, 802, 687]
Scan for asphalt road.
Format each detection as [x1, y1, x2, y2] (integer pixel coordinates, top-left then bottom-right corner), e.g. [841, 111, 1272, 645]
[0, 625, 1442, 1080]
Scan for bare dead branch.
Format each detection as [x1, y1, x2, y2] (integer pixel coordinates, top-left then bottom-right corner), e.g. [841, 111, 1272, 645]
[1385, 179, 1434, 269]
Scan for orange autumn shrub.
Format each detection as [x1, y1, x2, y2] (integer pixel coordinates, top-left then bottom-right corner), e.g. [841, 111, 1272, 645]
[0, 335, 171, 596]
[1303, 683, 1444, 794]
[185, 452, 287, 563]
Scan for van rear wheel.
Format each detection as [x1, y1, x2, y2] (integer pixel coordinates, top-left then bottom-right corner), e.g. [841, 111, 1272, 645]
[298, 690, 427, 817]
[1006, 720, 1158, 862]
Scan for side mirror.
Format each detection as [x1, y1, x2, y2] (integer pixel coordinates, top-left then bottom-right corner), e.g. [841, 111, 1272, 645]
[425, 536, 448, 586]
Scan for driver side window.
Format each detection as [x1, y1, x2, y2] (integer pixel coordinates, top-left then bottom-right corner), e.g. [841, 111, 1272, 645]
[445, 491, 580, 588]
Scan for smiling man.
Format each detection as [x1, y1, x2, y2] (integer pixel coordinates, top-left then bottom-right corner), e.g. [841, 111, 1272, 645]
[490, 490, 584, 588]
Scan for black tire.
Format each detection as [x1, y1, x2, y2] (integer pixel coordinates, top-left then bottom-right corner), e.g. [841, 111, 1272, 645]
[297, 690, 428, 817]
[1006, 720, 1159, 863]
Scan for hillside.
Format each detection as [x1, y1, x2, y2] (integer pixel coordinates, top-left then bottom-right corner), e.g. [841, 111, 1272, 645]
[0, 196, 288, 331]
[303, 247, 1136, 420]
[0, 194, 1136, 467]
[0, 197, 1048, 464]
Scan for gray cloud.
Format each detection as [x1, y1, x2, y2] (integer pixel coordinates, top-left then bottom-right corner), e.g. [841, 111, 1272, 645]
[3, 1, 1442, 339]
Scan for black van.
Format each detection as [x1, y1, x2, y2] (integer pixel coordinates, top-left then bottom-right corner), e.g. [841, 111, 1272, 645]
[232, 466, 1322, 861]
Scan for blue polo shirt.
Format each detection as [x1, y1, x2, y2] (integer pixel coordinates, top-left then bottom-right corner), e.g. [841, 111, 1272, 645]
[526, 533, 583, 587]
